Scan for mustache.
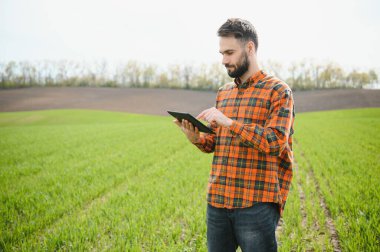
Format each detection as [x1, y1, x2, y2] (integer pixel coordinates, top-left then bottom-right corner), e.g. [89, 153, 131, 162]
[224, 64, 235, 68]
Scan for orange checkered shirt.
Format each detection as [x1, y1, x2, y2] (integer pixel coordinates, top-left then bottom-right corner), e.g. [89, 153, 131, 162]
[194, 70, 295, 215]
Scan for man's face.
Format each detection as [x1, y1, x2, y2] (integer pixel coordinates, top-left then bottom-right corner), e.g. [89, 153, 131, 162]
[219, 36, 250, 78]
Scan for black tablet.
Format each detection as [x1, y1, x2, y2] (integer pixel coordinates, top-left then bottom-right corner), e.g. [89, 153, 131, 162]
[168, 111, 215, 134]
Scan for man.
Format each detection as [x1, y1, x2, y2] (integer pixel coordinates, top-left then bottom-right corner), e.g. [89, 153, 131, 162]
[174, 18, 295, 252]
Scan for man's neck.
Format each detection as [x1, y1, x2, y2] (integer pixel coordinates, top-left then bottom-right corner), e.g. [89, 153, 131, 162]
[239, 59, 260, 84]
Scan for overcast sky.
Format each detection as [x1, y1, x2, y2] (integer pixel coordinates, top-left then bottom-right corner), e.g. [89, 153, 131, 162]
[1, 0, 379, 70]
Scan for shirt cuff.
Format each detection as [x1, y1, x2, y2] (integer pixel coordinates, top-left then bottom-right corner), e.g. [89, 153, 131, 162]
[194, 135, 206, 146]
[229, 120, 244, 135]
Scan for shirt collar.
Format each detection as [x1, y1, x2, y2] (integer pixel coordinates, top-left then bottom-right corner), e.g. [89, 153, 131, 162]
[234, 70, 266, 89]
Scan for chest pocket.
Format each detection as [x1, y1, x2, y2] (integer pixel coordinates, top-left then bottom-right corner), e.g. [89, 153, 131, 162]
[216, 98, 234, 117]
[239, 97, 270, 126]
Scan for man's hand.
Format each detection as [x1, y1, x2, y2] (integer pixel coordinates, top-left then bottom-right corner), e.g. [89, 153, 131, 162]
[173, 119, 201, 144]
[197, 107, 233, 128]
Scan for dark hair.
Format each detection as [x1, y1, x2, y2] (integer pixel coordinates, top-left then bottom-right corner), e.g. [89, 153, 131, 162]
[217, 18, 258, 51]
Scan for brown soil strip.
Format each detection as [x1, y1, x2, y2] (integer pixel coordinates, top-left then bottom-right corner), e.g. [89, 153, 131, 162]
[294, 160, 308, 229]
[1, 87, 380, 115]
[275, 218, 283, 243]
[296, 140, 342, 252]
[308, 168, 341, 252]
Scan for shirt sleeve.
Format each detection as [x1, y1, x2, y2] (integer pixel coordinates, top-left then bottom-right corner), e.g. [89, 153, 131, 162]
[229, 88, 295, 156]
[193, 131, 216, 153]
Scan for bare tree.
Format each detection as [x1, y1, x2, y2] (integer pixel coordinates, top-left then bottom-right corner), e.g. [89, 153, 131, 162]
[142, 64, 157, 88]
[183, 65, 194, 89]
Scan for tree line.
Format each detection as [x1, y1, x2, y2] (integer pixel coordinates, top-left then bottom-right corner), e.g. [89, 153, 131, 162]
[0, 60, 378, 91]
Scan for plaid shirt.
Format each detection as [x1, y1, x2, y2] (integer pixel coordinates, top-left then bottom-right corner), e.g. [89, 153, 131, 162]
[194, 70, 295, 215]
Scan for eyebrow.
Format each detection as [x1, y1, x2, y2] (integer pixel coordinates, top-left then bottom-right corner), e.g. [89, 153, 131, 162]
[219, 49, 235, 54]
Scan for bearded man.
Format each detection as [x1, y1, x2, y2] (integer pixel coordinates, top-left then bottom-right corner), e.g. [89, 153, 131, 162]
[174, 18, 295, 252]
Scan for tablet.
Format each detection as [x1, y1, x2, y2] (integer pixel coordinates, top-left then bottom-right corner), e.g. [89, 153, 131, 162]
[168, 111, 215, 134]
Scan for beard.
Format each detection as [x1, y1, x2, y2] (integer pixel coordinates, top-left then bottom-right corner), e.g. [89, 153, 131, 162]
[225, 52, 250, 78]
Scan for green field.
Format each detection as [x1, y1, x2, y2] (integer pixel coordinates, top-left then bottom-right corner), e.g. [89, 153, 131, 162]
[280, 108, 380, 251]
[1, 108, 379, 251]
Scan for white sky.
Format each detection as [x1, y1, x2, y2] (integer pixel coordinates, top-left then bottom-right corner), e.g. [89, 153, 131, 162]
[1, 0, 379, 70]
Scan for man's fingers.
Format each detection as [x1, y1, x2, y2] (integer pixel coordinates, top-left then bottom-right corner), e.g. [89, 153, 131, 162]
[183, 120, 189, 130]
[182, 120, 192, 131]
[199, 110, 209, 121]
[197, 107, 220, 120]
[204, 110, 216, 123]
[196, 109, 209, 119]
[189, 121, 194, 131]
[185, 120, 196, 132]
[174, 119, 181, 127]
[181, 120, 187, 131]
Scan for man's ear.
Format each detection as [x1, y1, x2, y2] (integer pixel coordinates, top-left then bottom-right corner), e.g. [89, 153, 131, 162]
[247, 41, 256, 55]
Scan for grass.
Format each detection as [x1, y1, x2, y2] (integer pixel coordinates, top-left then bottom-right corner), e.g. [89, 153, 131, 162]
[0, 109, 210, 251]
[289, 108, 380, 251]
[1, 108, 379, 251]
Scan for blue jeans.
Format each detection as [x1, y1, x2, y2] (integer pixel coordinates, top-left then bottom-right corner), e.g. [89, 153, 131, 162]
[207, 203, 280, 252]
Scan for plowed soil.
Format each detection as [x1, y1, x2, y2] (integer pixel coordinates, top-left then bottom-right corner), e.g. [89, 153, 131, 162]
[1, 87, 379, 115]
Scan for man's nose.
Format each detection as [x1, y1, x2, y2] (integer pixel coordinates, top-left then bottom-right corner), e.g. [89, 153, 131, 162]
[222, 55, 229, 65]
